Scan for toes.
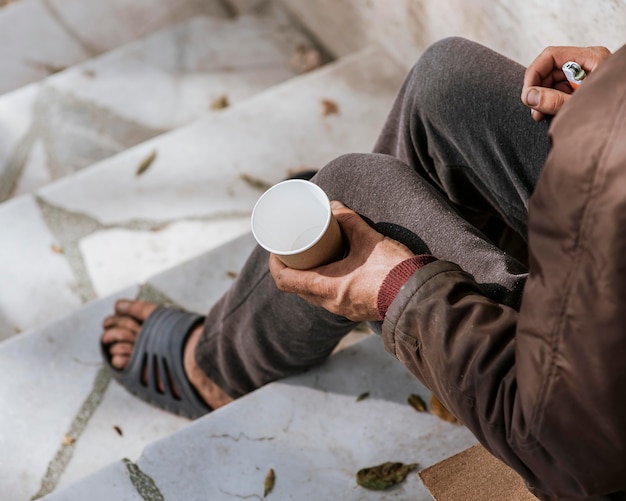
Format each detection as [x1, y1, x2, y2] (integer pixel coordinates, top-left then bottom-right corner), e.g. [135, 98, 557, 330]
[102, 315, 141, 333]
[114, 299, 158, 321]
[101, 326, 138, 345]
[109, 341, 133, 357]
[110, 353, 130, 370]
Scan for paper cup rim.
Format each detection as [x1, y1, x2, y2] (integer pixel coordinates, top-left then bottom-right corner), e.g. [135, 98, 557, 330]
[251, 179, 332, 256]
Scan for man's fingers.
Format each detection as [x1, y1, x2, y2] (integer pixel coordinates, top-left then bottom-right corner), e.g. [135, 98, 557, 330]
[269, 254, 318, 296]
[524, 46, 611, 89]
[522, 86, 570, 120]
[331, 201, 381, 246]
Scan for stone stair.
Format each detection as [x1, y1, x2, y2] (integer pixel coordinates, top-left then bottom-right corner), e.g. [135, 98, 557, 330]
[0, 1, 473, 499]
[3, 234, 477, 500]
[0, 0, 229, 95]
[0, 10, 322, 202]
[0, 37, 403, 342]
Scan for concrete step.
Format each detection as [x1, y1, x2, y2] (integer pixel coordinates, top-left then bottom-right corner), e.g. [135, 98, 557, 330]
[0, 232, 477, 500]
[44, 335, 477, 501]
[0, 45, 406, 341]
[0, 0, 229, 96]
[0, 233, 252, 500]
[0, 12, 322, 201]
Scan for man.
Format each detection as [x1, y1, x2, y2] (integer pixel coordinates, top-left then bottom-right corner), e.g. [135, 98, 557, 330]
[101, 37, 626, 500]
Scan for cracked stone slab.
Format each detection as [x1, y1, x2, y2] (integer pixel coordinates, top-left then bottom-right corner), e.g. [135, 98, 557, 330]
[80, 218, 250, 298]
[0, 12, 319, 200]
[0, 235, 253, 500]
[55, 14, 321, 130]
[54, 378, 190, 493]
[47, 336, 477, 500]
[0, 195, 83, 339]
[0, 0, 228, 95]
[0, 287, 137, 501]
[51, 235, 256, 491]
[144, 232, 257, 315]
[0, 47, 403, 340]
[39, 46, 405, 224]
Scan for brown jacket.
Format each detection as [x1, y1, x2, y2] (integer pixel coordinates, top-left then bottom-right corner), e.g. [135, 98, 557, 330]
[382, 43, 626, 500]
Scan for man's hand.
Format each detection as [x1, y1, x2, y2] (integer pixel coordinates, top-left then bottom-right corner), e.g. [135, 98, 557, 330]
[521, 45, 611, 121]
[269, 201, 415, 322]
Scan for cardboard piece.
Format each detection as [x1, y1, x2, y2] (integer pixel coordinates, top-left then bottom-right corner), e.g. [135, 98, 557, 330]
[419, 444, 537, 501]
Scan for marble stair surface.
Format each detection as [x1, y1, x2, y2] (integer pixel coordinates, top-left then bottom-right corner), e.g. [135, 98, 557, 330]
[0, 10, 323, 202]
[0, 44, 406, 342]
[0, 0, 229, 96]
[0, 43, 410, 499]
[0, 233, 478, 500]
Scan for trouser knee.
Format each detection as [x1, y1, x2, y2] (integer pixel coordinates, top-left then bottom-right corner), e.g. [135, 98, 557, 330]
[403, 37, 488, 120]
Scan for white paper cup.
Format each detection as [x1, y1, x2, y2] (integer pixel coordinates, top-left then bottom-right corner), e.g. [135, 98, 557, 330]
[251, 179, 344, 270]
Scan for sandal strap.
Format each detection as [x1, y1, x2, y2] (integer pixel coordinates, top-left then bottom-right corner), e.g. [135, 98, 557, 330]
[103, 306, 211, 419]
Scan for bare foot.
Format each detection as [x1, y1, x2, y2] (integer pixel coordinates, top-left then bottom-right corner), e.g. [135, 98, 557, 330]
[101, 299, 233, 410]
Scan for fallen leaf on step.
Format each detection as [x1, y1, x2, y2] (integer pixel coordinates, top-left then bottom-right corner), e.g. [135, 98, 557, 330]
[356, 391, 370, 402]
[286, 166, 318, 179]
[226, 271, 238, 279]
[240, 173, 272, 192]
[356, 461, 418, 491]
[289, 45, 322, 73]
[50, 244, 64, 254]
[210, 95, 230, 110]
[24, 59, 66, 75]
[61, 435, 75, 446]
[407, 393, 427, 413]
[430, 394, 462, 425]
[321, 99, 339, 116]
[136, 150, 157, 176]
[264, 468, 275, 497]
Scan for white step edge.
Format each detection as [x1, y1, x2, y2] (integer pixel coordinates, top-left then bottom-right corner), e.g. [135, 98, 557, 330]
[0, 12, 320, 200]
[44, 334, 477, 501]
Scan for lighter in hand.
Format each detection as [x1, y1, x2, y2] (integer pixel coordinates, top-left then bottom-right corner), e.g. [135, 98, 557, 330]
[562, 61, 587, 90]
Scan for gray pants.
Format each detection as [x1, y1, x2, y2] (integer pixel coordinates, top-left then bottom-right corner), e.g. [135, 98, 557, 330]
[195, 37, 551, 398]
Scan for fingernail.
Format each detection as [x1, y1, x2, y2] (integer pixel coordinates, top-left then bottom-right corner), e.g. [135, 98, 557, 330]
[115, 299, 131, 311]
[330, 200, 345, 209]
[526, 89, 540, 107]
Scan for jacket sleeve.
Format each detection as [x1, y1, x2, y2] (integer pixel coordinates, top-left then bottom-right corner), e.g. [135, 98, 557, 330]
[381, 43, 626, 500]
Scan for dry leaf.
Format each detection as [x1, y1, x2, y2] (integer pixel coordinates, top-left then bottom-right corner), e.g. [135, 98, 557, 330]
[240, 173, 272, 192]
[82, 69, 96, 78]
[289, 45, 322, 73]
[356, 391, 370, 402]
[113, 425, 123, 436]
[24, 59, 66, 75]
[226, 271, 238, 279]
[321, 99, 339, 116]
[50, 244, 64, 254]
[430, 394, 462, 425]
[61, 435, 75, 446]
[264, 468, 275, 497]
[407, 393, 427, 413]
[286, 166, 318, 179]
[356, 461, 418, 491]
[210, 95, 229, 110]
[136, 150, 157, 176]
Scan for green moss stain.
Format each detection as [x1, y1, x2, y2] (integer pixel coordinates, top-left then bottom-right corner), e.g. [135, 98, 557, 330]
[123, 458, 165, 501]
[31, 368, 112, 500]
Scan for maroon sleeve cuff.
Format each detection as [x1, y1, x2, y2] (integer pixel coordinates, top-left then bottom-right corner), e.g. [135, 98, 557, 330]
[376, 255, 437, 319]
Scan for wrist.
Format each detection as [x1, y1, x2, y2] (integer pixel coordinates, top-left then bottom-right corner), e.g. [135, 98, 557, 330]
[376, 255, 437, 320]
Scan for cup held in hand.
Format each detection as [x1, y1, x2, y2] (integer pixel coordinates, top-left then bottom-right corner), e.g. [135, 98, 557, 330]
[251, 179, 344, 270]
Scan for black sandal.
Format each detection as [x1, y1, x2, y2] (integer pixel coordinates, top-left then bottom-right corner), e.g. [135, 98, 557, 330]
[101, 306, 212, 419]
